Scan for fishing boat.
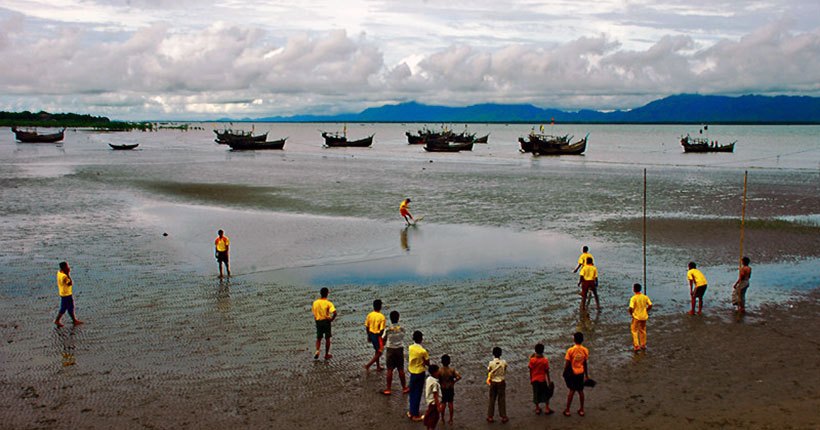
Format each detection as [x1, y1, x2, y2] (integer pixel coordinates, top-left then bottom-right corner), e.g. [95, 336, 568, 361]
[227, 138, 287, 150]
[680, 135, 735, 153]
[214, 129, 268, 144]
[11, 127, 66, 143]
[519, 133, 588, 155]
[406, 129, 477, 144]
[109, 143, 139, 150]
[423, 139, 474, 152]
[322, 132, 374, 147]
[474, 134, 489, 144]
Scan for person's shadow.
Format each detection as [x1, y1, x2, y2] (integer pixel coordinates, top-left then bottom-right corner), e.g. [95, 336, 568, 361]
[400, 226, 410, 252]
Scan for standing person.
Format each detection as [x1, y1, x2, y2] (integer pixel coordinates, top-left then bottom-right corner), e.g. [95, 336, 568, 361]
[382, 311, 410, 395]
[732, 256, 752, 314]
[312, 287, 337, 360]
[687, 261, 708, 315]
[486, 346, 509, 423]
[578, 257, 600, 311]
[563, 332, 590, 417]
[214, 229, 231, 278]
[628, 283, 652, 351]
[572, 246, 593, 273]
[529, 343, 553, 415]
[364, 299, 386, 371]
[423, 364, 443, 430]
[407, 330, 429, 421]
[54, 261, 83, 327]
[400, 198, 414, 225]
[438, 354, 462, 425]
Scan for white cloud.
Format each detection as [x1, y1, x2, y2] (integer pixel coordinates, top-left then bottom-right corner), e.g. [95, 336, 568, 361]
[0, 1, 817, 119]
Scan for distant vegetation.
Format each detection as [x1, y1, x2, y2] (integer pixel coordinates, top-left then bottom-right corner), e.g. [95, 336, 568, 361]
[0, 111, 154, 131]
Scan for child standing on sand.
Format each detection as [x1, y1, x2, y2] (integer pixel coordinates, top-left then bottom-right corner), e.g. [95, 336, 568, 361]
[486, 346, 509, 423]
[382, 311, 409, 395]
[687, 261, 708, 315]
[364, 299, 386, 371]
[438, 354, 462, 425]
[407, 331, 429, 421]
[529, 343, 553, 415]
[628, 283, 653, 351]
[422, 364, 442, 430]
[563, 332, 590, 417]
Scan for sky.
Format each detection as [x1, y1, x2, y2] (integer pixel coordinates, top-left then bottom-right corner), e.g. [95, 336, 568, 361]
[0, 0, 818, 120]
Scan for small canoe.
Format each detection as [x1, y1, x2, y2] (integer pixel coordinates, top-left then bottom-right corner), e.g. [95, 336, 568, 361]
[227, 138, 287, 150]
[423, 140, 474, 152]
[109, 143, 139, 150]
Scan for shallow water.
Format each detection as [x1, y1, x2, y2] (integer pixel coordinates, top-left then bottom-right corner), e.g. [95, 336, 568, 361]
[0, 123, 818, 428]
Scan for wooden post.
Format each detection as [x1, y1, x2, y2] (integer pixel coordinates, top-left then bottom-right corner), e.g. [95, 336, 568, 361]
[643, 168, 647, 293]
[739, 171, 748, 267]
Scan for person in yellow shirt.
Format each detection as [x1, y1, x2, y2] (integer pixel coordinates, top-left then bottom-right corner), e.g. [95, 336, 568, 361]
[628, 283, 652, 351]
[407, 330, 430, 421]
[54, 261, 83, 327]
[572, 246, 593, 273]
[214, 229, 231, 278]
[400, 198, 414, 225]
[562, 332, 590, 417]
[577, 257, 600, 311]
[687, 261, 708, 315]
[312, 287, 337, 360]
[364, 299, 386, 371]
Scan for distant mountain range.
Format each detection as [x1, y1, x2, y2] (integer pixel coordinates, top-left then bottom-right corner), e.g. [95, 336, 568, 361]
[244, 94, 820, 124]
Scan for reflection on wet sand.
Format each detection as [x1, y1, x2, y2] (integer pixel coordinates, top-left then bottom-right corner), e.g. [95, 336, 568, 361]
[55, 326, 78, 367]
[400, 226, 409, 251]
[217, 278, 232, 314]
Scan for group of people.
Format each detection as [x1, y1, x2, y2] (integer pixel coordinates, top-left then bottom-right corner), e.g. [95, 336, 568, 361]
[312, 288, 596, 426]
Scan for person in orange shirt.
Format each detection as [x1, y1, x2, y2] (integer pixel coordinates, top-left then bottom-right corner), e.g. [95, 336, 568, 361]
[312, 287, 337, 360]
[400, 198, 414, 225]
[364, 299, 386, 371]
[54, 261, 83, 327]
[628, 283, 652, 351]
[214, 229, 231, 278]
[577, 257, 600, 311]
[563, 332, 590, 417]
[528, 343, 553, 415]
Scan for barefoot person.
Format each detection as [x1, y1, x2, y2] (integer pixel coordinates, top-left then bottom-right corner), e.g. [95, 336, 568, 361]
[687, 261, 708, 315]
[400, 198, 414, 225]
[422, 364, 442, 430]
[578, 257, 600, 311]
[563, 332, 589, 417]
[312, 287, 337, 360]
[382, 311, 409, 395]
[214, 229, 231, 278]
[732, 256, 752, 313]
[407, 330, 429, 421]
[364, 299, 386, 371]
[54, 261, 83, 327]
[529, 343, 553, 415]
[438, 354, 462, 425]
[486, 346, 509, 423]
[628, 283, 652, 351]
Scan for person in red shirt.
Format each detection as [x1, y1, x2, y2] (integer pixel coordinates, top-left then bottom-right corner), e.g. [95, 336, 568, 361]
[528, 343, 554, 415]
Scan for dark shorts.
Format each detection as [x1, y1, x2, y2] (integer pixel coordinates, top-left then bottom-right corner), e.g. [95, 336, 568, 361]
[564, 372, 585, 392]
[532, 380, 553, 404]
[423, 403, 440, 427]
[368, 332, 382, 351]
[216, 251, 229, 263]
[385, 347, 404, 370]
[315, 319, 332, 340]
[441, 387, 455, 403]
[58, 295, 74, 314]
[694, 285, 707, 299]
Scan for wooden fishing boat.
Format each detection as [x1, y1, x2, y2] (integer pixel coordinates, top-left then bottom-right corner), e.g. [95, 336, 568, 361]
[407, 129, 477, 144]
[474, 134, 489, 144]
[11, 127, 66, 143]
[227, 138, 287, 150]
[519, 133, 588, 155]
[423, 140, 474, 152]
[680, 135, 735, 153]
[405, 131, 427, 144]
[214, 129, 268, 144]
[322, 132, 374, 147]
[109, 143, 139, 150]
[519, 133, 572, 152]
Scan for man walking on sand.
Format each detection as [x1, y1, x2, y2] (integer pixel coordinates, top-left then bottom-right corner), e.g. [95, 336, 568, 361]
[214, 229, 231, 278]
[312, 287, 337, 360]
[628, 283, 652, 351]
[55, 261, 83, 327]
[732, 256, 752, 314]
[687, 261, 708, 315]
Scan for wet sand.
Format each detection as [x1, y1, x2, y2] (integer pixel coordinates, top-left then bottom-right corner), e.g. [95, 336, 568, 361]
[1, 126, 819, 429]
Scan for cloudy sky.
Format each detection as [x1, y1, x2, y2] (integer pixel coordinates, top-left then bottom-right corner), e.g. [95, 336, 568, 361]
[1, 0, 818, 120]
